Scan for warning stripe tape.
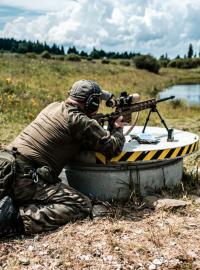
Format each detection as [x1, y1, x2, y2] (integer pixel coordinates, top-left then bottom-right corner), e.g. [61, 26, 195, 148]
[96, 141, 199, 164]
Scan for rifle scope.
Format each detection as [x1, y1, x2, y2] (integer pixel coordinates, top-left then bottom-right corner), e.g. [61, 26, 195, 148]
[106, 91, 134, 108]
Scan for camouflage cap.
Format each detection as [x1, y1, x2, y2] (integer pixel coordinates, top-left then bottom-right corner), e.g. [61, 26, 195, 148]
[69, 80, 111, 101]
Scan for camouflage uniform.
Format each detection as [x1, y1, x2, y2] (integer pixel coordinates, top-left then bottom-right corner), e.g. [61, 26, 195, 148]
[6, 101, 125, 234]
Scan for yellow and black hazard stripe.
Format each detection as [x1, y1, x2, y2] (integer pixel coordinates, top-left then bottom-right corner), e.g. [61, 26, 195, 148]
[96, 141, 199, 164]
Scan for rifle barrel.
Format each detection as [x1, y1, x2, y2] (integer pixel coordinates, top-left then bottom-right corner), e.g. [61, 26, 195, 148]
[156, 95, 175, 103]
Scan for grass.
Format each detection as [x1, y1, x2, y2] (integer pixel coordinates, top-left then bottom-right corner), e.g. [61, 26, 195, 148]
[0, 52, 200, 144]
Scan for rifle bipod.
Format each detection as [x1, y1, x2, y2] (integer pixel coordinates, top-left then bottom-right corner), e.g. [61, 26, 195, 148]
[142, 105, 174, 142]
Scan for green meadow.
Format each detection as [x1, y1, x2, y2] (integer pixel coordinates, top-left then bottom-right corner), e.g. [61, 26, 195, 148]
[0, 52, 200, 146]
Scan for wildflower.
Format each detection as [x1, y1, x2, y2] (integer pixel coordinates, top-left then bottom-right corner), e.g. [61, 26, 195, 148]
[5, 78, 12, 84]
[31, 98, 37, 107]
[7, 95, 14, 102]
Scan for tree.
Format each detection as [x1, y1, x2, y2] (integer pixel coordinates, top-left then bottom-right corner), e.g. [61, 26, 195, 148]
[51, 43, 59, 54]
[33, 40, 44, 54]
[44, 42, 50, 52]
[67, 46, 79, 55]
[98, 49, 106, 58]
[159, 55, 165, 60]
[61, 46, 65, 55]
[17, 42, 28, 53]
[80, 50, 88, 57]
[90, 48, 101, 59]
[187, 43, 193, 58]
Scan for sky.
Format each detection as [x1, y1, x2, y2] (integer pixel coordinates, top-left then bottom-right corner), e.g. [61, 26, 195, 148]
[0, 0, 200, 58]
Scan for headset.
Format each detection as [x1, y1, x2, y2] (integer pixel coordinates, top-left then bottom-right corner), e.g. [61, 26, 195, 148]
[84, 80, 101, 114]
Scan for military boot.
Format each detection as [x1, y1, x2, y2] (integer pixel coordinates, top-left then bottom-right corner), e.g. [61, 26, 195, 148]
[0, 196, 24, 238]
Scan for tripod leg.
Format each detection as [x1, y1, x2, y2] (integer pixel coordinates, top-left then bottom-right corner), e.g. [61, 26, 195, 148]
[142, 108, 153, 133]
[154, 108, 169, 131]
[154, 108, 174, 141]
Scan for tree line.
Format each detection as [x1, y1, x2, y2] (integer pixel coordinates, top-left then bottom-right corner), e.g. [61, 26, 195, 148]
[0, 38, 139, 59]
[0, 38, 64, 55]
[67, 46, 140, 59]
[158, 43, 200, 69]
[0, 38, 199, 61]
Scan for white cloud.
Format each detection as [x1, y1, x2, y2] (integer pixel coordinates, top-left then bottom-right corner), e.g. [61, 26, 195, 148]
[0, 0, 200, 57]
[0, 0, 76, 12]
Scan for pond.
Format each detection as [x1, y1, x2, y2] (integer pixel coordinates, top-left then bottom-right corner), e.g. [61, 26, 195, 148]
[159, 84, 200, 105]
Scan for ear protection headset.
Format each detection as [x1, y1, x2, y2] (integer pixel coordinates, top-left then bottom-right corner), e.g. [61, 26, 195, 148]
[84, 80, 101, 114]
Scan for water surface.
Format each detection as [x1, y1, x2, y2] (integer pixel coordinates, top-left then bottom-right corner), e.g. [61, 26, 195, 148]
[159, 84, 200, 105]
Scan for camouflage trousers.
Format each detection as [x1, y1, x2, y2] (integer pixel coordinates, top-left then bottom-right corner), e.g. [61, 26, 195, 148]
[10, 157, 92, 234]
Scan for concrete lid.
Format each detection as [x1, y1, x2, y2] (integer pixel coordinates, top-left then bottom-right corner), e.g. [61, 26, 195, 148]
[96, 126, 199, 164]
[123, 126, 199, 152]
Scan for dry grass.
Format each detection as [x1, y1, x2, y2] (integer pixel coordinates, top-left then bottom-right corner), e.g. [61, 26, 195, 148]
[1, 205, 200, 269]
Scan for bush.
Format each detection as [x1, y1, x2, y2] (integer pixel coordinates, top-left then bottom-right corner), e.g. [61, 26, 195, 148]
[159, 59, 170, 67]
[66, 53, 81, 62]
[101, 59, 110, 64]
[40, 51, 51, 59]
[119, 60, 130, 66]
[168, 58, 200, 69]
[133, 55, 160, 73]
[167, 60, 177, 68]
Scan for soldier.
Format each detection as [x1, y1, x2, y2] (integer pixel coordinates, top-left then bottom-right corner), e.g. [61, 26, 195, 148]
[0, 80, 128, 237]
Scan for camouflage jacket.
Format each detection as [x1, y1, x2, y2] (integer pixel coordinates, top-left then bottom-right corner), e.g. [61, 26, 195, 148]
[8, 102, 125, 176]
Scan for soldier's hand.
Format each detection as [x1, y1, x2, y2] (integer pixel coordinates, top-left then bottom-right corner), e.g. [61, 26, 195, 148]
[114, 116, 124, 129]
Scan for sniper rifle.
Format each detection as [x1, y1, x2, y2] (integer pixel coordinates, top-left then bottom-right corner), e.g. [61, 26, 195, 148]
[93, 92, 175, 141]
